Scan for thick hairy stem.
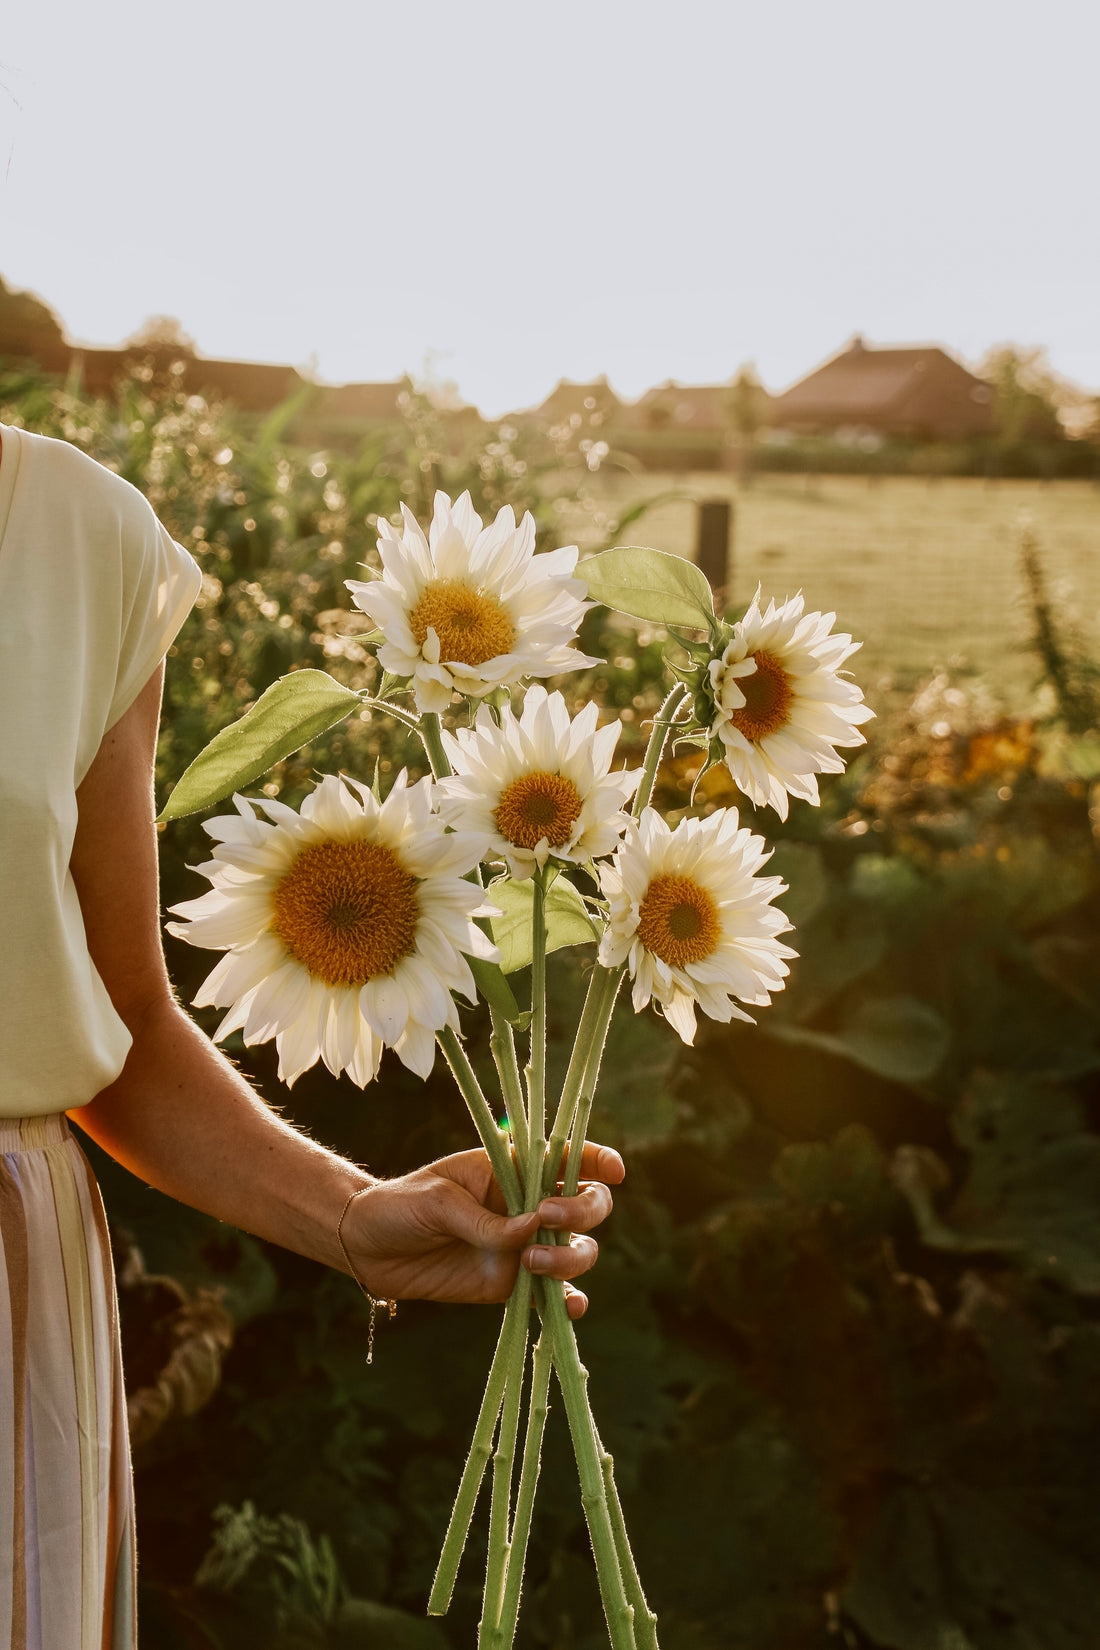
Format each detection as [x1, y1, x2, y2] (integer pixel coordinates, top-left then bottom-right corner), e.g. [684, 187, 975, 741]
[595, 1418, 660, 1649]
[539, 1281, 637, 1650]
[544, 965, 623, 1196]
[428, 1292, 518, 1616]
[478, 1272, 531, 1644]
[437, 1027, 523, 1214]
[632, 682, 689, 819]
[491, 1328, 555, 1650]
[523, 871, 549, 1213]
[490, 1010, 529, 1174]
[418, 709, 452, 779]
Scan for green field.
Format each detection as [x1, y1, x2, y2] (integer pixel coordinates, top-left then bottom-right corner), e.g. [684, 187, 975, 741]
[559, 473, 1100, 709]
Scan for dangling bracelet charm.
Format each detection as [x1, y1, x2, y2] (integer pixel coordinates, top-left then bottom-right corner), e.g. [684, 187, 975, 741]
[337, 1186, 397, 1365]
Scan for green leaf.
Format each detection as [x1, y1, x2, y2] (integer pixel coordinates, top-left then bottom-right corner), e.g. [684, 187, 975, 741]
[487, 877, 599, 974]
[576, 546, 716, 630]
[466, 955, 524, 1026]
[768, 993, 950, 1084]
[839, 994, 951, 1083]
[159, 670, 362, 820]
[935, 1073, 1100, 1294]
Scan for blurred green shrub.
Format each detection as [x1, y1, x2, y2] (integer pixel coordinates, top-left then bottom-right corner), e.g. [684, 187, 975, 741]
[5, 368, 1099, 1649]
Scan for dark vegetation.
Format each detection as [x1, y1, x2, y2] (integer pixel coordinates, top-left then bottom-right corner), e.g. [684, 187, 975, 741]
[3, 364, 1099, 1649]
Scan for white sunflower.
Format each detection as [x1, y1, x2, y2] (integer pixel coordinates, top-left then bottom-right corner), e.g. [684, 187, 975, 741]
[166, 773, 498, 1087]
[705, 591, 873, 820]
[436, 685, 640, 880]
[346, 489, 600, 714]
[597, 806, 795, 1045]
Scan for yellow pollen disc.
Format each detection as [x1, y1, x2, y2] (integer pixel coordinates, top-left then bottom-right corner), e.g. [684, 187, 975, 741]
[728, 650, 794, 741]
[636, 874, 720, 968]
[494, 771, 583, 850]
[409, 579, 516, 668]
[272, 840, 420, 987]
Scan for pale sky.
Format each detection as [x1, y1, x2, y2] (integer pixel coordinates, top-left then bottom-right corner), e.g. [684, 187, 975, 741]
[2, 0, 1097, 416]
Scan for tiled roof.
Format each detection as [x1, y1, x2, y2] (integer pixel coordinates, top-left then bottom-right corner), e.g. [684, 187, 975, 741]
[771, 337, 993, 434]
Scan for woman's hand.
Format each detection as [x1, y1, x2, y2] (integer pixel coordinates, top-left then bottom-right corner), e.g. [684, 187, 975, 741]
[342, 1142, 625, 1320]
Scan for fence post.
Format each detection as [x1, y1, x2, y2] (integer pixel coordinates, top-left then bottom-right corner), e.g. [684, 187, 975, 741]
[696, 499, 733, 606]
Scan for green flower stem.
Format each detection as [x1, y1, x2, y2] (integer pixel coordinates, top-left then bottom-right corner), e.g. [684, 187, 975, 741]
[594, 1416, 660, 1650]
[418, 709, 452, 779]
[479, 1271, 532, 1644]
[544, 964, 608, 1186]
[357, 694, 421, 733]
[420, 711, 532, 1183]
[538, 1279, 637, 1650]
[437, 1027, 523, 1215]
[544, 965, 623, 1196]
[490, 1012, 529, 1180]
[427, 1289, 520, 1616]
[491, 1327, 555, 1650]
[523, 870, 549, 1213]
[548, 982, 657, 1645]
[631, 681, 689, 819]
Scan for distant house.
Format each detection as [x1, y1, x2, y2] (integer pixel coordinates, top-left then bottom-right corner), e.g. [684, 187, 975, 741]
[529, 376, 622, 428]
[622, 381, 731, 433]
[68, 346, 305, 410]
[770, 336, 994, 440]
[313, 379, 407, 423]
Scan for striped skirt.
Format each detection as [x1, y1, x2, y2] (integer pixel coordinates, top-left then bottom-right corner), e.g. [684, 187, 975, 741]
[0, 1115, 136, 1650]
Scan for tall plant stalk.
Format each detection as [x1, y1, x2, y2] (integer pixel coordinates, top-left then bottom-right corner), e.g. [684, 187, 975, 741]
[424, 692, 685, 1649]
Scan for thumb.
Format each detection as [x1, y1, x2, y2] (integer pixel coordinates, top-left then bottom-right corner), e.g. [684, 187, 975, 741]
[439, 1187, 538, 1251]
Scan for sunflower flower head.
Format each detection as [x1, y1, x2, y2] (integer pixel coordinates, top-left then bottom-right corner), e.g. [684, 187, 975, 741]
[346, 490, 600, 713]
[436, 685, 640, 880]
[166, 773, 498, 1087]
[597, 806, 796, 1044]
[693, 590, 873, 820]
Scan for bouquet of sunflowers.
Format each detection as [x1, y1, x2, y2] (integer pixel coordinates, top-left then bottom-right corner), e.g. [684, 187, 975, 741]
[163, 492, 871, 1648]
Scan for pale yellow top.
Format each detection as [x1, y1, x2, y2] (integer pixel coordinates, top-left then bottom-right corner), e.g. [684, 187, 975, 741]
[0, 425, 201, 1115]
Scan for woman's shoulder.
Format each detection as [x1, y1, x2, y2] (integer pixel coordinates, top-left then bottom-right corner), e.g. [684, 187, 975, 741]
[15, 428, 160, 539]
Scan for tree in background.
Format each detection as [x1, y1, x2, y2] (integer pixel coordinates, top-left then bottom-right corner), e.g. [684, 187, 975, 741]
[0, 274, 67, 365]
[725, 360, 766, 484]
[125, 315, 198, 355]
[977, 343, 1075, 447]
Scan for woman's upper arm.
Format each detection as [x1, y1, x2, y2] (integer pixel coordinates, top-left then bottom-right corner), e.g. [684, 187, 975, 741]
[70, 662, 173, 1029]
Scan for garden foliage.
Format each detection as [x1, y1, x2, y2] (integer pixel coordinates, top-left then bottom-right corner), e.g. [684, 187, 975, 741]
[4, 364, 1099, 1648]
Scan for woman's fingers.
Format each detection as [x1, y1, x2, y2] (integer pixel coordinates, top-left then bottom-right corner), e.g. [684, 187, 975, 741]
[537, 1180, 613, 1234]
[563, 1283, 589, 1320]
[522, 1232, 599, 1281]
[565, 1142, 626, 1186]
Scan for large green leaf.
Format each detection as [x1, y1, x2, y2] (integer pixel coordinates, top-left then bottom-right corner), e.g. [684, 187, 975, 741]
[487, 877, 598, 975]
[576, 546, 715, 630]
[769, 993, 950, 1084]
[930, 1074, 1100, 1294]
[159, 670, 362, 820]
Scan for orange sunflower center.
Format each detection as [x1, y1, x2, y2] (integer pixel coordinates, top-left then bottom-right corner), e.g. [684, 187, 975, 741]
[636, 873, 720, 968]
[494, 772, 583, 850]
[272, 840, 420, 986]
[727, 650, 794, 741]
[409, 579, 516, 668]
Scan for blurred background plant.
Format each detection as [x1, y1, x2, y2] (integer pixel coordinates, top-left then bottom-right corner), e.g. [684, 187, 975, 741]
[4, 366, 1099, 1649]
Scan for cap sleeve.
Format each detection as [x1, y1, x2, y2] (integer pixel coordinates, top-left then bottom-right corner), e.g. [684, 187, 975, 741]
[107, 517, 202, 731]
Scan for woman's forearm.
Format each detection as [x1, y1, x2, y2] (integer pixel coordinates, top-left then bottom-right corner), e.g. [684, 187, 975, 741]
[73, 996, 370, 1273]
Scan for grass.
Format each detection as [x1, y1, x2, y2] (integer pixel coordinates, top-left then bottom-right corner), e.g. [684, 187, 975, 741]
[556, 472, 1100, 711]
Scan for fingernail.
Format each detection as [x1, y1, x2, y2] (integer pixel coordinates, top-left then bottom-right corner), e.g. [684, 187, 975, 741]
[600, 1148, 625, 1178]
[526, 1246, 553, 1272]
[538, 1202, 566, 1227]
